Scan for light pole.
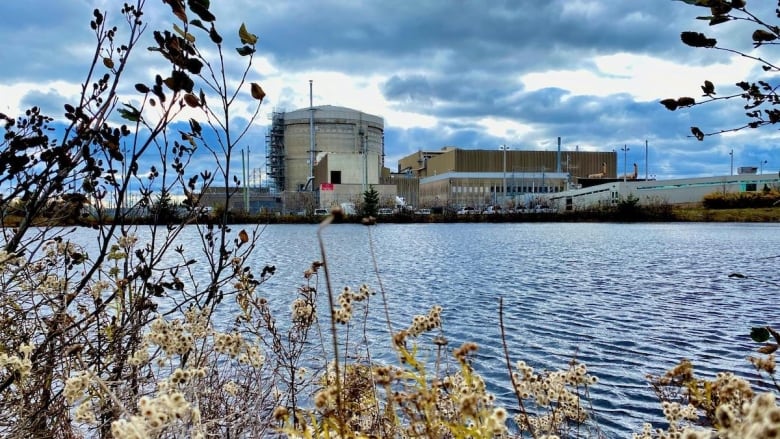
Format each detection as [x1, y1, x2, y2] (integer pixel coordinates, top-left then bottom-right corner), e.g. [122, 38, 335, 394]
[729, 149, 734, 176]
[621, 145, 630, 182]
[499, 145, 509, 205]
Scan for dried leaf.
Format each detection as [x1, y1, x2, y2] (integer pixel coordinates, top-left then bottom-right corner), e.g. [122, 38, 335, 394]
[769, 326, 780, 344]
[250, 83, 266, 101]
[752, 29, 777, 43]
[709, 15, 730, 25]
[183, 93, 200, 107]
[103, 57, 114, 69]
[680, 31, 717, 48]
[677, 97, 696, 107]
[209, 25, 222, 44]
[173, 23, 196, 43]
[691, 126, 705, 141]
[660, 98, 679, 111]
[238, 23, 258, 45]
[188, 0, 215, 22]
[236, 45, 255, 56]
[163, 0, 187, 22]
[757, 344, 779, 354]
[238, 229, 249, 243]
[701, 80, 715, 96]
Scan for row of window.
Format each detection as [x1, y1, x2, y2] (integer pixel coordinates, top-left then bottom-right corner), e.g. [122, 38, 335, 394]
[451, 186, 562, 194]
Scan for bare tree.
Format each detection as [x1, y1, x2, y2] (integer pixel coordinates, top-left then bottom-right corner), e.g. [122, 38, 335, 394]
[661, 0, 780, 140]
[0, 1, 291, 437]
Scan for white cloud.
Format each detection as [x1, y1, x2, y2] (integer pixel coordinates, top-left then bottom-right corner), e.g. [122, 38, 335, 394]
[521, 52, 758, 102]
[0, 81, 82, 116]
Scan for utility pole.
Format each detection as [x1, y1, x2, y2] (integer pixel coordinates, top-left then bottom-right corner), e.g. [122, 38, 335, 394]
[500, 145, 509, 205]
[308, 80, 315, 191]
[729, 149, 734, 176]
[621, 145, 630, 182]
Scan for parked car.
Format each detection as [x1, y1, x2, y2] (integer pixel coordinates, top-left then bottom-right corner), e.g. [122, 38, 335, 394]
[483, 205, 502, 214]
[313, 208, 329, 216]
[377, 208, 394, 215]
[457, 206, 477, 215]
[414, 208, 432, 215]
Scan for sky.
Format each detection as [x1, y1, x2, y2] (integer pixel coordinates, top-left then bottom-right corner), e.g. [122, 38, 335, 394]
[2, 0, 780, 182]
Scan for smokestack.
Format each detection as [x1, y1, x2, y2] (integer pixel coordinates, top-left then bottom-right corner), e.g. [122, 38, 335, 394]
[556, 137, 561, 173]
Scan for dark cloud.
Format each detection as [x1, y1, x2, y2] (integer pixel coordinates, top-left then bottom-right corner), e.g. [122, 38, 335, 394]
[5, 0, 780, 179]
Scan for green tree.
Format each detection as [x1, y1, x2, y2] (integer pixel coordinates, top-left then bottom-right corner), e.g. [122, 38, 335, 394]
[151, 189, 179, 224]
[661, 0, 778, 139]
[361, 185, 379, 218]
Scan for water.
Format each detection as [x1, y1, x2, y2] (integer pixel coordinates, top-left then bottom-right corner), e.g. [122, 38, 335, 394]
[241, 222, 778, 436]
[58, 222, 780, 436]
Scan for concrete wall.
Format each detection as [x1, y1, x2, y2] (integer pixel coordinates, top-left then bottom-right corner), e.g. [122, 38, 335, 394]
[283, 105, 383, 191]
[315, 152, 381, 186]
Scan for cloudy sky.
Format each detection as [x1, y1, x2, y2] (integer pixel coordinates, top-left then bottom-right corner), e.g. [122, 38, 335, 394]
[2, 0, 779, 182]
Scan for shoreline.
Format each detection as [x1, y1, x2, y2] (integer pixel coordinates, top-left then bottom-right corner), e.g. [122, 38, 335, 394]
[4, 206, 780, 227]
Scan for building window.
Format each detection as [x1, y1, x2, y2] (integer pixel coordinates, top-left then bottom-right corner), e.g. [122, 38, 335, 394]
[331, 171, 341, 184]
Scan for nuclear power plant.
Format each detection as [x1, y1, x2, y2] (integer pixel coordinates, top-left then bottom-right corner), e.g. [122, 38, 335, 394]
[198, 89, 777, 215]
[264, 102, 399, 213]
[266, 105, 385, 193]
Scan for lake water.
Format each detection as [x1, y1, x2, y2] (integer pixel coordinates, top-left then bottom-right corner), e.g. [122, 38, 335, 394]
[57, 222, 780, 436]
[240, 222, 778, 436]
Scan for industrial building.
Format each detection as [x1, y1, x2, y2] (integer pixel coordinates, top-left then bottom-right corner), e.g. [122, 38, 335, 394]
[548, 172, 780, 211]
[394, 146, 618, 210]
[266, 105, 396, 212]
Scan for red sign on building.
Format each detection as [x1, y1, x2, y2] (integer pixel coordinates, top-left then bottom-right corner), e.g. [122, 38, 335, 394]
[320, 183, 334, 191]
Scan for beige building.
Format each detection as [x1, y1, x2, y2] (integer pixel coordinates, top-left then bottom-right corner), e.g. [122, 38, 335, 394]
[267, 105, 385, 192]
[266, 105, 396, 212]
[395, 147, 617, 209]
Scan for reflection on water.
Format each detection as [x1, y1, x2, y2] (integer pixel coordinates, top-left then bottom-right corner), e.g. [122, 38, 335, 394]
[73, 222, 780, 436]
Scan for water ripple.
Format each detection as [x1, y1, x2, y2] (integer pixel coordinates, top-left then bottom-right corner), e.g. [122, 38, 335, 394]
[78, 222, 779, 437]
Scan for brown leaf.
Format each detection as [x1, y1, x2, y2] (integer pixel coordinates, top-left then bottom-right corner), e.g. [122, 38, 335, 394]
[250, 83, 266, 101]
[757, 344, 779, 355]
[677, 97, 696, 107]
[680, 31, 717, 48]
[163, 0, 187, 22]
[752, 29, 777, 43]
[691, 126, 705, 141]
[701, 80, 715, 96]
[239, 229, 249, 243]
[103, 57, 114, 69]
[769, 326, 780, 344]
[183, 93, 200, 107]
[660, 98, 678, 111]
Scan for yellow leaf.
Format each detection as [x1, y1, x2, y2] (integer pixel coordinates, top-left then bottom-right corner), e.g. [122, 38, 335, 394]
[250, 83, 266, 101]
[173, 23, 196, 43]
[239, 23, 258, 45]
